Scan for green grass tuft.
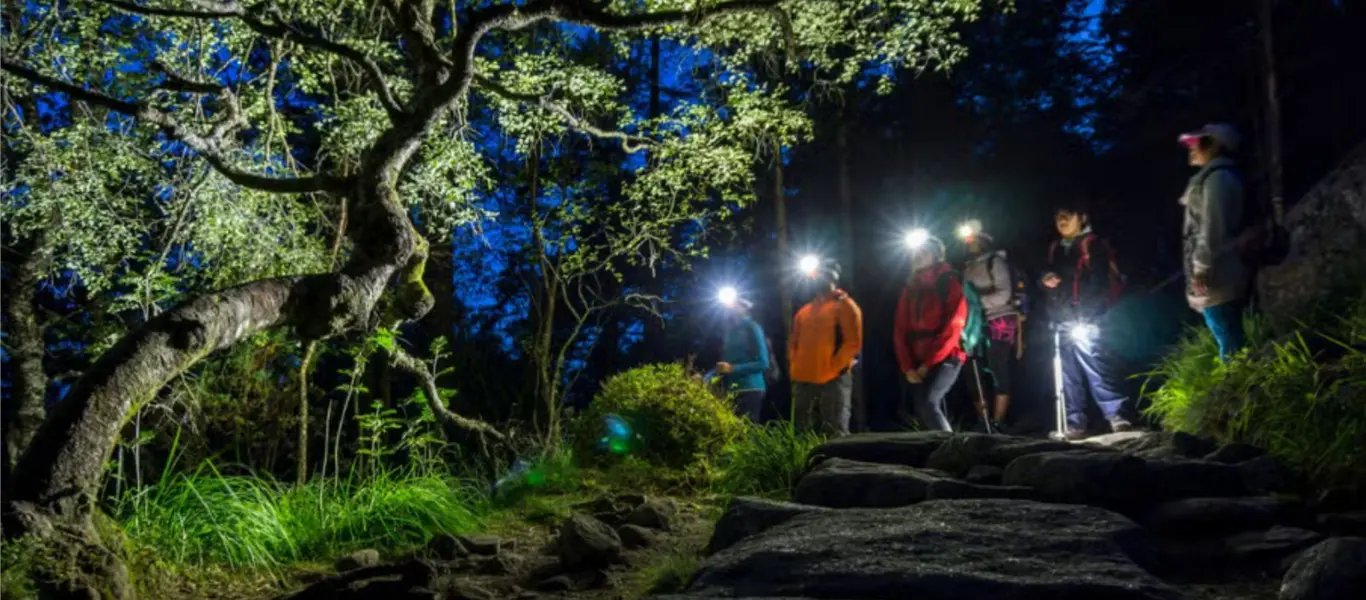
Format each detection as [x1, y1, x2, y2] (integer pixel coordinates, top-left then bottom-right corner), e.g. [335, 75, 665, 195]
[115, 462, 487, 571]
[713, 423, 826, 499]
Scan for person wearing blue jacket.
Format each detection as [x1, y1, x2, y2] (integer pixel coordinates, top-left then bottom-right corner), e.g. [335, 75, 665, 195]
[716, 297, 771, 421]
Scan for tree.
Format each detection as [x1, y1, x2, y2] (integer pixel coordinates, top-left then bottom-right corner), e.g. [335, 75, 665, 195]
[1, 0, 986, 595]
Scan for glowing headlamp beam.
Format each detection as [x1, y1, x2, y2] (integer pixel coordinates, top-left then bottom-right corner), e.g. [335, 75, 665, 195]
[1069, 323, 1099, 343]
[718, 286, 739, 306]
[904, 228, 930, 249]
[799, 254, 820, 274]
[957, 223, 977, 240]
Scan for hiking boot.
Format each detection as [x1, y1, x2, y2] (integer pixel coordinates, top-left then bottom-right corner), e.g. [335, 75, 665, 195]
[1109, 416, 1136, 433]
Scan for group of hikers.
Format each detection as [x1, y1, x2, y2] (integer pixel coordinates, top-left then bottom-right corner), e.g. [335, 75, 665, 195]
[711, 123, 1257, 439]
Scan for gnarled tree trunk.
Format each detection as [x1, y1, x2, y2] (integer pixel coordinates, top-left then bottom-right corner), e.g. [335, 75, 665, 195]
[2, 236, 51, 476]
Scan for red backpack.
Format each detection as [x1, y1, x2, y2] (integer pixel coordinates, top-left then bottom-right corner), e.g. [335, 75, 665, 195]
[1047, 233, 1126, 307]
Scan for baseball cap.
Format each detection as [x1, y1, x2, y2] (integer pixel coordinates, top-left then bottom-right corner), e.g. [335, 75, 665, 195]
[1179, 123, 1241, 152]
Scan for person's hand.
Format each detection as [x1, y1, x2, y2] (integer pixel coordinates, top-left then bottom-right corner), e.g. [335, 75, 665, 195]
[904, 370, 923, 384]
[1042, 272, 1062, 289]
[916, 365, 930, 381]
[1191, 273, 1209, 296]
[716, 362, 733, 374]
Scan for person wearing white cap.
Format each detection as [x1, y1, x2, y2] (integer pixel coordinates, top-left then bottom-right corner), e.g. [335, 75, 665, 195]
[1178, 123, 1249, 362]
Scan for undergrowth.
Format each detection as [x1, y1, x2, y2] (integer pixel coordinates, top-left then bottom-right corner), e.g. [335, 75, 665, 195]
[1142, 300, 1366, 489]
[714, 423, 826, 499]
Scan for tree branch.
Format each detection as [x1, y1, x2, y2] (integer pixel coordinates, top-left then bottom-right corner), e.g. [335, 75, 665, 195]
[474, 75, 653, 153]
[389, 346, 506, 446]
[93, 0, 406, 120]
[1, 59, 348, 195]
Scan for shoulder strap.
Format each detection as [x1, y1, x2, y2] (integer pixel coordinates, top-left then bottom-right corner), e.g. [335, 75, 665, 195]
[1047, 240, 1059, 264]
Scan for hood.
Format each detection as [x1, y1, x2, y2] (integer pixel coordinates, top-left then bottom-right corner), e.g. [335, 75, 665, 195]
[1181, 156, 1238, 206]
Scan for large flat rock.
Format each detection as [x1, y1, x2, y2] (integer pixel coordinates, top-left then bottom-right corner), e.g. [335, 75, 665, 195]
[671, 499, 1187, 600]
[806, 431, 954, 469]
[793, 457, 942, 508]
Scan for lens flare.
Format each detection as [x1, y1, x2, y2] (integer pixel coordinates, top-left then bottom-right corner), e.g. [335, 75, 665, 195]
[1070, 323, 1099, 343]
[597, 414, 636, 455]
[904, 228, 930, 248]
[957, 223, 976, 240]
[799, 254, 820, 274]
[718, 286, 738, 306]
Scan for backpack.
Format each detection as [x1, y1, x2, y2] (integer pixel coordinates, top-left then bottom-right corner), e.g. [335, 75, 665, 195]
[1047, 233, 1126, 307]
[986, 251, 1031, 316]
[935, 271, 988, 357]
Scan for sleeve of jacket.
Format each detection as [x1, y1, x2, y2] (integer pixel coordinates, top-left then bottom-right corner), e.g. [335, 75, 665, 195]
[893, 288, 914, 373]
[927, 274, 967, 367]
[729, 320, 769, 377]
[982, 253, 1013, 310]
[788, 308, 802, 366]
[1194, 170, 1243, 275]
[832, 297, 864, 371]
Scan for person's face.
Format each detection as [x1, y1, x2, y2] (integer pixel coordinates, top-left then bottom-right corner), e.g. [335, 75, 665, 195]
[910, 247, 937, 271]
[1055, 211, 1085, 238]
[1187, 138, 1214, 167]
[966, 239, 983, 256]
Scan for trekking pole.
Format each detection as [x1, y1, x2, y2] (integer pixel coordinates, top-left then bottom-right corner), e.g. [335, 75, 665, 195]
[969, 358, 993, 434]
[1050, 326, 1068, 441]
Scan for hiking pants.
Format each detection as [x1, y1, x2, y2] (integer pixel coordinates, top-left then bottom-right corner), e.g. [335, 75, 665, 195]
[901, 357, 963, 432]
[794, 371, 852, 436]
[1060, 336, 1129, 431]
[733, 389, 765, 422]
[1203, 299, 1247, 363]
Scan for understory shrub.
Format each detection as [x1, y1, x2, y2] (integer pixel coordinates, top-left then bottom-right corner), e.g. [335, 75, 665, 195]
[1143, 305, 1366, 489]
[572, 363, 744, 473]
[714, 423, 826, 499]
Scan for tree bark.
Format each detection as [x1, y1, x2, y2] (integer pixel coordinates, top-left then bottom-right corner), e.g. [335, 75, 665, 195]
[1259, 0, 1285, 224]
[835, 106, 864, 433]
[2, 236, 52, 476]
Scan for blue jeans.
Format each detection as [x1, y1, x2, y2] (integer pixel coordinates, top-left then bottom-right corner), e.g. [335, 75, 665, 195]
[733, 390, 765, 422]
[1203, 300, 1247, 362]
[900, 357, 963, 432]
[1060, 337, 1129, 431]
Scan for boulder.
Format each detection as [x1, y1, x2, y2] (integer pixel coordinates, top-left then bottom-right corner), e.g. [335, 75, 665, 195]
[1145, 497, 1301, 535]
[1153, 526, 1325, 576]
[965, 464, 1004, 485]
[558, 513, 622, 569]
[335, 549, 382, 571]
[427, 534, 470, 560]
[707, 497, 829, 554]
[1089, 431, 1218, 460]
[924, 433, 1076, 476]
[1279, 537, 1366, 600]
[1002, 450, 1150, 509]
[618, 524, 657, 549]
[793, 457, 942, 508]
[282, 561, 438, 600]
[1205, 442, 1267, 464]
[1239, 455, 1298, 494]
[806, 431, 954, 469]
[457, 534, 505, 556]
[681, 499, 1184, 599]
[1315, 511, 1366, 537]
[925, 479, 1041, 501]
[1144, 458, 1251, 501]
[627, 498, 676, 531]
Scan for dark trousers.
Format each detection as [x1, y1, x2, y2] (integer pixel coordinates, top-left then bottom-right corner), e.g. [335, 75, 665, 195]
[1060, 337, 1128, 430]
[733, 390, 765, 422]
[1203, 300, 1247, 362]
[900, 357, 963, 432]
[794, 372, 852, 436]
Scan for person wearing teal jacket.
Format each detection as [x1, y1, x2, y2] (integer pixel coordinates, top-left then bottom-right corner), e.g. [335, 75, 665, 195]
[716, 298, 771, 421]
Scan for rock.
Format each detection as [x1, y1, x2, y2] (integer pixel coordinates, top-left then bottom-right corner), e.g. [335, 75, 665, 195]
[558, 513, 622, 569]
[282, 561, 438, 600]
[1240, 455, 1297, 494]
[925, 479, 1040, 501]
[1154, 526, 1325, 576]
[1205, 442, 1267, 464]
[617, 493, 648, 508]
[925, 433, 1076, 476]
[1002, 450, 1150, 510]
[1315, 511, 1366, 537]
[1145, 497, 1301, 535]
[965, 464, 1004, 485]
[427, 534, 469, 560]
[684, 499, 1183, 599]
[793, 457, 943, 508]
[1090, 431, 1218, 460]
[336, 549, 382, 571]
[627, 498, 676, 531]
[472, 555, 516, 575]
[436, 579, 497, 600]
[535, 575, 574, 592]
[1313, 487, 1365, 513]
[1145, 458, 1251, 501]
[457, 534, 505, 556]
[618, 524, 657, 549]
[575, 494, 623, 514]
[1280, 537, 1366, 600]
[707, 497, 830, 554]
[535, 570, 607, 592]
[806, 431, 954, 469]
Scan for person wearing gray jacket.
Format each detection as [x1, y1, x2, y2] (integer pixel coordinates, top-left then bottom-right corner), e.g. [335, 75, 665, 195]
[959, 221, 1021, 431]
[1179, 123, 1250, 362]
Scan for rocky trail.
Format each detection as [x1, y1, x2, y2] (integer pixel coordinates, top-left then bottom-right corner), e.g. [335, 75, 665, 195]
[279, 431, 1365, 600]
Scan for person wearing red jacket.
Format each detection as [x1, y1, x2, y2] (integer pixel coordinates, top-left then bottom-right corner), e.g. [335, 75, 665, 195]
[894, 235, 967, 431]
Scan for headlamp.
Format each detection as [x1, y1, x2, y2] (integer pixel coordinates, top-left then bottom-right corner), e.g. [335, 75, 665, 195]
[799, 254, 820, 276]
[904, 228, 930, 249]
[1069, 322, 1099, 343]
[957, 223, 976, 240]
[718, 286, 739, 307]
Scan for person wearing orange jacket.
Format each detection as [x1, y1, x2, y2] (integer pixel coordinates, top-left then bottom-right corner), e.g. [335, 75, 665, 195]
[893, 235, 967, 431]
[789, 259, 863, 436]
